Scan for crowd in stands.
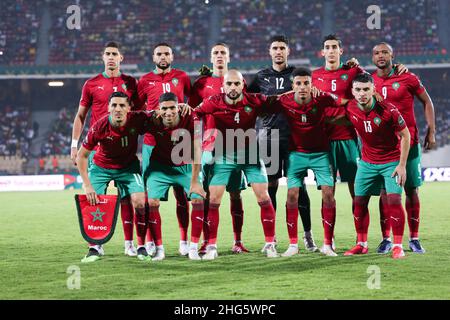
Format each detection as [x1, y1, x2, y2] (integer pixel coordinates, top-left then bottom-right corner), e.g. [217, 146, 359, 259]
[0, 106, 36, 158]
[48, 0, 210, 65]
[40, 107, 74, 157]
[1, 0, 446, 66]
[0, 0, 42, 65]
[334, 0, 444, 58]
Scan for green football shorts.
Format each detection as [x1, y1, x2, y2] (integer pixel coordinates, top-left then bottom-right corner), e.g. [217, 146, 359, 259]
[287, 151, 334, 189]
[88, 160, 145, 198]
[405, 143, 423, 188]
[202, 151, 247, 192]
[209, 155, 268, 186]
[146, 160, 202, 200]
[329, 139, 360, 182]
[355, 160, 403, 196]
[141, 144, 155, 181]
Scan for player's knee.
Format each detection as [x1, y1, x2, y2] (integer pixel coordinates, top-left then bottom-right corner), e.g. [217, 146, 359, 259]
[131, 194, 146, 209]
[191, 198, 203, 205]
[148, 198, 160, 207]
[287, 188, 299, 204]
[405, 187, 418, 197]
[322, 187, 335, 205]
[268, 179, 279, 188]
[387, 193, 402, 205]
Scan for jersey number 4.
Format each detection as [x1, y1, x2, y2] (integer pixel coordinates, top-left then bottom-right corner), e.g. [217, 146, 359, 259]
[234, 112, 240, 123]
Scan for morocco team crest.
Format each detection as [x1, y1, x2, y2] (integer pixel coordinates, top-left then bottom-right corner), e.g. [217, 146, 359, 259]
[340, 74, 348, 81]
[172, 78, 179, 86]
[392, 82, 401, 90]
[75, 194, 120, 245]
[244, 105, 252, 113]
[373, 117, 381, 126]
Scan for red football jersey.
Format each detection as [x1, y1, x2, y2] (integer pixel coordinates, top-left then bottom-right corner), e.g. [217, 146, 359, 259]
[137, 68, 191, 146]
[372, 71, 425, 146]
[146, 113, 196, 166]
[79, 72, 140, 128]
[269, 92, 341, 153]
[188, 75, 224, 152]
[82, 111, 152, 169]
[193, 92, 269, 152]
[312, 64, 365, 141]
[342, 100, 407, 164]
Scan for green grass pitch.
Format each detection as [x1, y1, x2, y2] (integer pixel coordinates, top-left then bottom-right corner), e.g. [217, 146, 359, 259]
[0, 182, 449, 299]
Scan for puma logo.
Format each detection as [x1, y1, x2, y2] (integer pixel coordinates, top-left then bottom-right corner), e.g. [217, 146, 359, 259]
[410, 217, 420, 222]
[97, 85, 104, 90]
[195, 216, 210, 226]
[317, 78, 324, 82]
[322, 219, 333, 227]
[148, 81, 156, 86]
[353, 215, 360, 221]
[206, 85, 214, 89]
[264, 78, 270, 83]
[390, 216, 400, 222]
[148, 220, 158, 224]
[263, 219, 274, 223]
[287, 222, 294, 228]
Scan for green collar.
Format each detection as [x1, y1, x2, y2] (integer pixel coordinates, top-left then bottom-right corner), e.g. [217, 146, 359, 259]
[387, 67, 395, 77]
[102, 71, 121, 78]
[325, 62, 343, 71]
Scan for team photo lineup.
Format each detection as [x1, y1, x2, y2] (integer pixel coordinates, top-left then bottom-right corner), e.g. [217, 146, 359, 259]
[72, 33, 435, 263]
[3, 0, 450, 303]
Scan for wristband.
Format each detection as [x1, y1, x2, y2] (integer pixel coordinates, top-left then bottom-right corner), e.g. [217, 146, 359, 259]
[71, 139, 79, 148]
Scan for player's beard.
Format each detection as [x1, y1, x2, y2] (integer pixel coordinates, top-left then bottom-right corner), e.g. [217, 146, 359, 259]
[157, 62, 171, 70]
[376, 60, 391, 70]
[226, 91, 241, 101]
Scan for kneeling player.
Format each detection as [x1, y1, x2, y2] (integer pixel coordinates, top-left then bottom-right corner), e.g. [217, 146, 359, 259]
[76, 92, 151, 262]
[329, 73, 411, 259]
[145, 93, 206, 261]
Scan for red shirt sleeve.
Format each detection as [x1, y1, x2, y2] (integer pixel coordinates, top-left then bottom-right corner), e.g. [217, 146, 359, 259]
[79, 80, 92, 108]
[187, 80, 203, 108]
[193, 97, 215, 119]
[129, 78, 144, 111]
[137, 77, 148, 109]
[408, 73, 426, 96]
[183, 73, 192, 101]
[389, 106, 408, 132]
[82, 126, 99, 151]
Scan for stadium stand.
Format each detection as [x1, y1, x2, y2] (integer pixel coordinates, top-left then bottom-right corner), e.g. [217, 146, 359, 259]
[0, 0, 42, 66]
[0, 106, 35, 159]
[219, 0, 323, 61]
[334, 0, 444, 57]
[48, 0, 210, 65]
[40, 107, 74, 157]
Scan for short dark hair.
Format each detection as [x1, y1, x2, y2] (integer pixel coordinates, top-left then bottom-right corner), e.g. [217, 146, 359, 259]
[104, 41, 120, 51]
[154, 42, 172, 51]
[291, 67, 312, 78]
[109, 91, 130, 104]
[212, 42, 229, 49]
[352, 73, 374, 85]
[322, 34, 343, 48]
[158, 92, 178, 104]
[270, 35, 289, 46]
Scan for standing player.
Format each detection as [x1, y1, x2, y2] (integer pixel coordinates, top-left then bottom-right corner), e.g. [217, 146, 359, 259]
[329, 73, 411, 259]
[372, 42, 436, 254]
[192, 70, 278, 260]
[188, 42, 249, 254]
[137, 43, 192, 256]
[76, 92, 150, 262]
[145, 93, 206, 261]
[266, 68, 347, 257]
[248, 35, 317, 252]
[70, 41, 140, 257]
[312, 35, 365, 210]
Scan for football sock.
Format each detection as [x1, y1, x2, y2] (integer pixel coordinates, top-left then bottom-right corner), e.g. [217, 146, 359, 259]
[148, 205, 162, 246]
[202, 197, 210, 244]
[120, 198, 134, 241]
[190, 202, 205, 244]
[405, 189, 420, 239]
[230, 197, 244, 242]
[286, 201, 298, 244]
[379, 190, 391, 238]
[321, 200, 336, 245]
[134, 207, 147, 246]
[298, 187, 312, 232]
[259, 200, 276, 243]
[387, 194, 406, 245]
[353, 196, 370, 243]
[207, 203, 220, 245]
[173, 186, 189, 242]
